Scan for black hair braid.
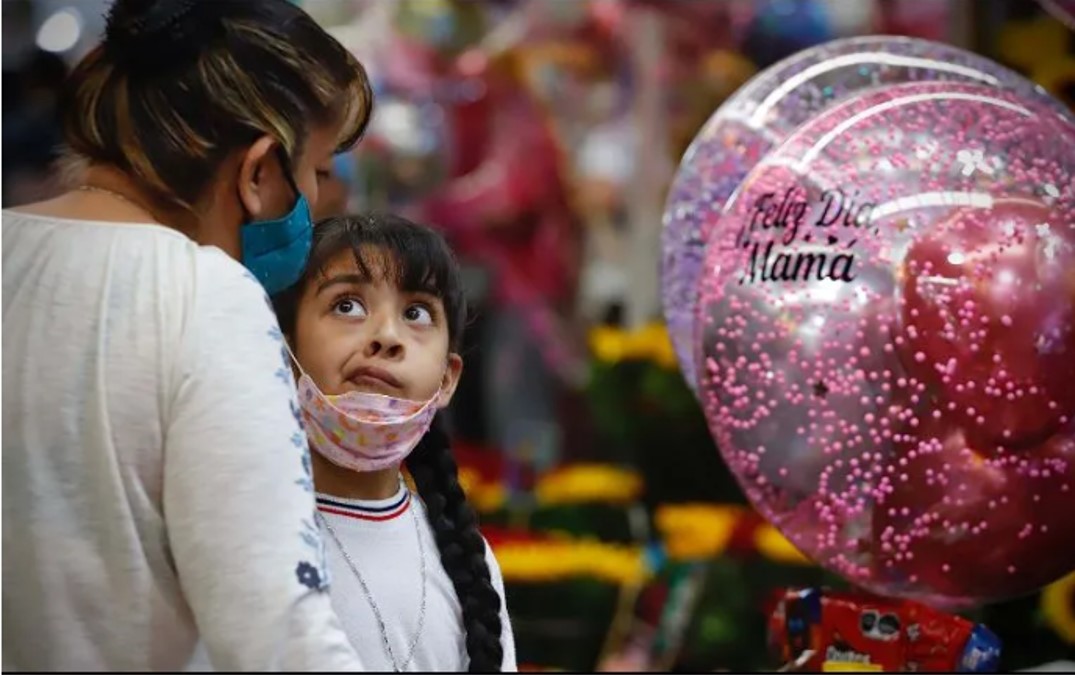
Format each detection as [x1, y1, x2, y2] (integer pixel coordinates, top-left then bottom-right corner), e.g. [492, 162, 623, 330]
[406, 416, 504, 672]
[432, 441, 504, 670]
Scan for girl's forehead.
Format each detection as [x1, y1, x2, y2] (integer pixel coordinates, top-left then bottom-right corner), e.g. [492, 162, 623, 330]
[317, 245, 398, 284]
[311, 245, 445, 304]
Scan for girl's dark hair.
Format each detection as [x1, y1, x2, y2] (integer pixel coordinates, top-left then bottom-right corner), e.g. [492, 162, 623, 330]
[273, 214, 504, 672]
[61, 0, 373, 212]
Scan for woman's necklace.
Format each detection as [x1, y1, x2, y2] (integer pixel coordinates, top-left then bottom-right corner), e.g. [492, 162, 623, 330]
[77, 185, 156, 221]
[317, 492, 429, 672]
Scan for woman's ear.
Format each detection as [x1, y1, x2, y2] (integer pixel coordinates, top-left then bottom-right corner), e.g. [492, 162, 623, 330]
[435, 354, 464, 409]
[237, 135, 280, 219]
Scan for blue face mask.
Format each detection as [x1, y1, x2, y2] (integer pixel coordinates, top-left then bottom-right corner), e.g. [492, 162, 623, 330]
[240, 151, 314, 296]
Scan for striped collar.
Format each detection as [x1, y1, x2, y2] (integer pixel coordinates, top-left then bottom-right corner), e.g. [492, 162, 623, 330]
[316, 487, 412, 522]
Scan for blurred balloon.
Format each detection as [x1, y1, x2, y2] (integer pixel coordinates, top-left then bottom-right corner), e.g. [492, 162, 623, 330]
[875, 0, 951, 42]
[393, 0, 487, 55]
[359, 92, 452, 209]
[523, 0, 592, 35]
[631, 0, 753, 26]
[819, 0, 876, 36]
[745, 0, 835, 67]
[662, 35, 1072, 395]
[694, 80, 1075, 608]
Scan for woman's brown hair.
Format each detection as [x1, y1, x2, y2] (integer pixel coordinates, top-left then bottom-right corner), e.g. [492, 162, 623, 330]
[61, 0, 373, 211]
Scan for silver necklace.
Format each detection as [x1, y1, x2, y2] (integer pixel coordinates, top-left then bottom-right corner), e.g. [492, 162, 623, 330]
[317, 492, 428, 672]
[78, 185, 155, 218]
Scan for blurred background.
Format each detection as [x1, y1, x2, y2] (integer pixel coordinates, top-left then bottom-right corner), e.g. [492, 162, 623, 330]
[4, 0, 1074, 670]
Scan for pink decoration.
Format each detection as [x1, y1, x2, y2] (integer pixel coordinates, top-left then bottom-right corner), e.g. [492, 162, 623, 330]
[694, 80, 1075, 608]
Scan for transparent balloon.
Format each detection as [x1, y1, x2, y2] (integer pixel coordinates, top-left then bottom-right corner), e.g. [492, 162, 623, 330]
[662, 35, 1072, 393]
[695, 80, 1075, 609]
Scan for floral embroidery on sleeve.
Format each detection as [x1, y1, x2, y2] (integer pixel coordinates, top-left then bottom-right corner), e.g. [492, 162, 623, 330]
[297, 517, 330, 590]
[260, 310, 329, 591]
[295, 561, 322, 590]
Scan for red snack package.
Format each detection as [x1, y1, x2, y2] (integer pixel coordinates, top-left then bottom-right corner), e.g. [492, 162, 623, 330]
[768, 588, 1001, 672]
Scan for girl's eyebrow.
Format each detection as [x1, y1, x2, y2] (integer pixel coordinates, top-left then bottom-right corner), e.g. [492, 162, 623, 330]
[406, 287, 442, 300]
[399, 279, 444, 297]
[315, 273, 370, 295]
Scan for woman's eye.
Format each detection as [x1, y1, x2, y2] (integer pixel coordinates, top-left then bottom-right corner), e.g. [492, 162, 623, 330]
[403, 304, 433, 325]
[315, 169, 332, 182]
[333, 298, 367, 318]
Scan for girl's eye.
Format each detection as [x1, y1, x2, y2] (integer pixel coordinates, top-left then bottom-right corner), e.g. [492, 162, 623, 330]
[403, 304, 433, 326]
[332, 297, 367, 318]
[315, 169, 332, 182]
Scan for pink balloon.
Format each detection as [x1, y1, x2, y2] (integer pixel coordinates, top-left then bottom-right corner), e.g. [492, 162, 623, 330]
[695, 80, 1075, 608]
[873, 414, 1075, 607]
[662, 36, 1071, 394]
[899, 199, 1075, 448]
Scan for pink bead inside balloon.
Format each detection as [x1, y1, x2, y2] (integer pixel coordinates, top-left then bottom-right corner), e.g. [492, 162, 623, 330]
[695, 80, 1075, 609]
[661, 35, 1073, 394]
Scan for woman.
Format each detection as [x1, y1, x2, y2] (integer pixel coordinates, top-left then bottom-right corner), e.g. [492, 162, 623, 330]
[2, 0, 374, 670]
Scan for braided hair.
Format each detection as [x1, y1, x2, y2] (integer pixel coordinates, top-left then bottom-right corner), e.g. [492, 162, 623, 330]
[273, 214, 503, 672]
[408, 419, 504, 672]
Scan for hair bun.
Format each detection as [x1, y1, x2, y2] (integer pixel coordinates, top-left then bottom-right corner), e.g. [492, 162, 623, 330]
[104, 0, 219, 75]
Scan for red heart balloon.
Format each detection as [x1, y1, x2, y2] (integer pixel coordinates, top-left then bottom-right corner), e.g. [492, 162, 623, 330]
[872, 410, 1075, 607]
[897, 198, 1075, 449]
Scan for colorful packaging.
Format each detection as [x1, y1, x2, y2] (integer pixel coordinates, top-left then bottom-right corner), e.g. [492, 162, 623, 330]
[769, 588, 1001, 672]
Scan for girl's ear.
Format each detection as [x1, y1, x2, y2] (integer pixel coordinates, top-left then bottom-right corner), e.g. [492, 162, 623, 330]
[435, 353, 463, 409]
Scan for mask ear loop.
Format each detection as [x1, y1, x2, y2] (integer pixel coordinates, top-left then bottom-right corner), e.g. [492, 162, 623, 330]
[274, 145, 302, 199]
[430, 361, 453, 408]
[281, 338, 310, 382]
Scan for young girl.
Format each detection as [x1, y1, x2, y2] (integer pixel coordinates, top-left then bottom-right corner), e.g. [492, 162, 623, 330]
[273, 214, 516, 672]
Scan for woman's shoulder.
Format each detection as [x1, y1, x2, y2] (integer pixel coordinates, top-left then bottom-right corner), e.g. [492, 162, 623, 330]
[6, 213, 279, 342]
[191, 246, 266, 298]
[2, 209, 252, 287]
[3, 208, 192, 245]
[3, 210, 261, 305]
[178, 248, 282, 356]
